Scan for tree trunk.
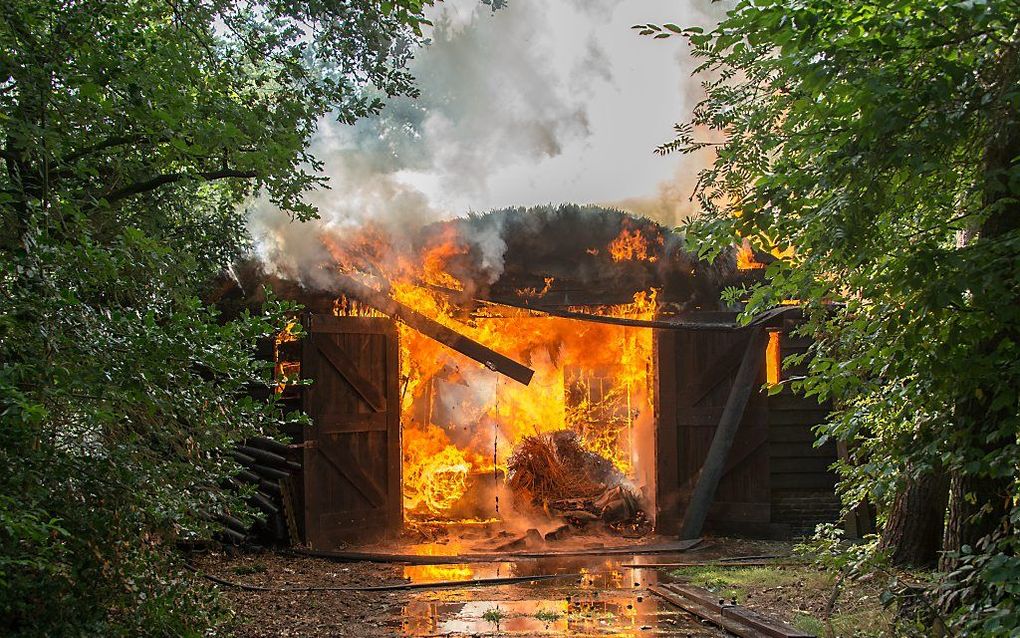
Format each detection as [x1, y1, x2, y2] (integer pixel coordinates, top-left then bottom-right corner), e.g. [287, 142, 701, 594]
[879, 472, 948, 567]
[939, 472, 1009, 572]
[938, 50, 1020, 571]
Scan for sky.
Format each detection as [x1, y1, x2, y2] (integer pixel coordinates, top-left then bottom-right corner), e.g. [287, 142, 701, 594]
[389, 0, 725, 223]
[251, 0, 726, 282]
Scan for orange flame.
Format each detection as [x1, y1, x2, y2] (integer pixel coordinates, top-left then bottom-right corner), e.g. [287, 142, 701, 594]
[421, 229, 469, 291]
[608, 228, 651, 262]
[327, 225, 658, 521]
[403, 424, 472, 515]
[333, 294, 386, 317]
[766, 330, 782, 386]
[516, 276, 555, 299]
[273, 321, 300, 394]
[736, 239, 765, 270]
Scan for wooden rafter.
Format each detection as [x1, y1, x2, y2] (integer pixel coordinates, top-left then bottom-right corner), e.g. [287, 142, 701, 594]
[336, 274, 535, 386]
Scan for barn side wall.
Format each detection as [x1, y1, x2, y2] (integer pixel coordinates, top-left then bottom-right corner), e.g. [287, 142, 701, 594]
[767, 330, 840, 536]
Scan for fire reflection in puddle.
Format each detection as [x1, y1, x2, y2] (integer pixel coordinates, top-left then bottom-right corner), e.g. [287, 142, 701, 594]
[403, 563, 482, 583]
[399, 560, 721, 636]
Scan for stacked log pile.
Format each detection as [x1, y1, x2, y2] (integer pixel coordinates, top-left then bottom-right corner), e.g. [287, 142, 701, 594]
[218, 437, 300, 545]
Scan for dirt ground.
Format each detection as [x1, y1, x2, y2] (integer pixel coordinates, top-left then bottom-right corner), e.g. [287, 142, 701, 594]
[190, 537, 893, 637]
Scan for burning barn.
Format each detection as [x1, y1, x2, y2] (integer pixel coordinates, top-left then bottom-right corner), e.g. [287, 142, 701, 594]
[216, 205, 841, 551]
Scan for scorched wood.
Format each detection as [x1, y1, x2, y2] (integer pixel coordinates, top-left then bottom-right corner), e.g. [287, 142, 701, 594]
[335, 273, 534, 386]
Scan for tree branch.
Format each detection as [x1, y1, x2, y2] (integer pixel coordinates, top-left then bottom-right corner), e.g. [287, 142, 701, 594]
[103, 168, 257, 203]
[61, 134, 149, 164]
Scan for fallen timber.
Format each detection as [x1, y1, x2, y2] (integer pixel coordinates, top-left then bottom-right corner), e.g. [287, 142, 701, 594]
[506, 538, 701, 558]
[650, 583, 816, 638]
[243, 462, 289, 482]
[236, 445, 302, 472]
[221, 435, 298, 545]
[292, 538, 702, 565]
[233, 470, 282, 497]
[335, 273, 535, 385]
[620, 553, 795, 568]
[247, 436, 290, 456]
[247, 492, 279, 516]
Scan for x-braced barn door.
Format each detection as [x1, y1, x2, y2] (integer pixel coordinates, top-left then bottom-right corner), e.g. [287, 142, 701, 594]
[301, 315, 401, 549]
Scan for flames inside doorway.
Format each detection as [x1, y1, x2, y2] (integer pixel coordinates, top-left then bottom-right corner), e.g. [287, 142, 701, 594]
[330, 282, 658, 532]
[396, 300, 657, 530]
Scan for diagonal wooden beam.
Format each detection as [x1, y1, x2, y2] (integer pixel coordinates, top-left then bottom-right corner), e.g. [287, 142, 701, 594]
[312, 333, 386, 412]
[677, 425, 768, 495]
[719, 426, 768, 478]
[336, 274, 534, 386]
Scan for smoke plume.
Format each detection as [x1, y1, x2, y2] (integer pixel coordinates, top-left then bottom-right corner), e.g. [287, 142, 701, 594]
[250, 0, 728, 291]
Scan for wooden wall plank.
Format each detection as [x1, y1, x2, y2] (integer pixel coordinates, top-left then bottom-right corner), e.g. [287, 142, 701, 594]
[767, 393, 831, 411]
[771, 457, 835, 474]
[768, 441, 838, 458]
[767, 410, 830, 426]
[771, 474, 837, 490]
[769, 425, 820, 443]
[683, 337, 749, 405]
[312, 334, 386, 412]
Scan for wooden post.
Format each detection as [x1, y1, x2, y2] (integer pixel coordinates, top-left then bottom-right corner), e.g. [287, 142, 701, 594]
[654, 329, 680, 533]
[679, 328, 767, 540]
[837, 441, 876, 539]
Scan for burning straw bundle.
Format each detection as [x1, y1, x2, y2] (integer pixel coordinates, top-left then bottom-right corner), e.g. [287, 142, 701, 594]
[506, 430, 620, 508]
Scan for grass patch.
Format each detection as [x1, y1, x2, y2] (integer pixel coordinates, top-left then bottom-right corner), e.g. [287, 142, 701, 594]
[830, 607, 890, 638]
[533, 609, 562, 624]
[670, 565, 892, 637]
[792, 608, 889, 638]
[231, 562, 268, 576]
[482, 607, 506, 627]
[792, 612, 825, 635]
[669, 566, 830, 603]
[670, 565, 825, 589]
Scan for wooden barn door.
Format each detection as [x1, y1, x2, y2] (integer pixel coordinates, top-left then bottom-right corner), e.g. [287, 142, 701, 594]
[301, 315, 401, 548]
[657, 327, 771, 534]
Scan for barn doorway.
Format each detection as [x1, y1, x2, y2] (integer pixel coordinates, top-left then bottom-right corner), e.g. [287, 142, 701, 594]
[295, 311, 658, 547]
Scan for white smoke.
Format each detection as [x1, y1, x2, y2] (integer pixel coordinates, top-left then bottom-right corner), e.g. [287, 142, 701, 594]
[250, 0, 727, 288]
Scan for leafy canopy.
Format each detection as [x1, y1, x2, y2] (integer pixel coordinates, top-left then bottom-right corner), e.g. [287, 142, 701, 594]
[1, 0, 432, 635]
[642, 0, 1019, 634]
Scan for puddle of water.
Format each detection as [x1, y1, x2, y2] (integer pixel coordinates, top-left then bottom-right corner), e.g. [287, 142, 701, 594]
[403, 562, 516, 583]
[402, 599, 567, 635]
[399, 558, 720, 636]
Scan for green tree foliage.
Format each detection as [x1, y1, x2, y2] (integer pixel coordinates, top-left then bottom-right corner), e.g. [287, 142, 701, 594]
[0, 0, 431, 635]
[642, 1, 1019, 633]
